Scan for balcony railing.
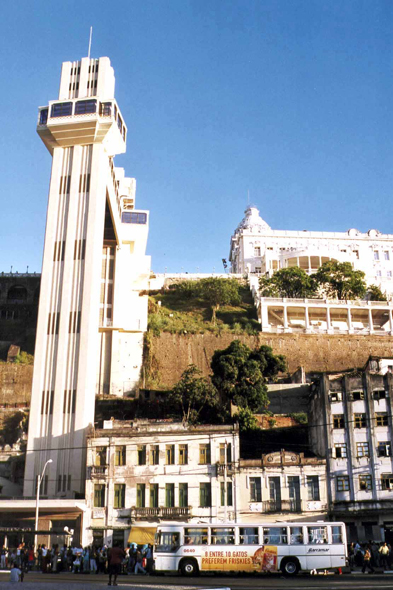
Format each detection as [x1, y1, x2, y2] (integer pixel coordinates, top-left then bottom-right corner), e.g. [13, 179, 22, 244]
[216, 462, 237, 476]
[131, 506, 192, 520]
[262, 500, 301, 513]
[90, 465, 108, 478]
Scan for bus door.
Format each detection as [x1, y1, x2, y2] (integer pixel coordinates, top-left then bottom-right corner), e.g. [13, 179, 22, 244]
[155, 531, 181, 571]
[289, 525, 307, 569]
[305, 525, 331, 570]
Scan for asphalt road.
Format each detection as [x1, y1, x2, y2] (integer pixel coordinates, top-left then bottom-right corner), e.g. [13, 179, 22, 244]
[1, 572, 393, 589]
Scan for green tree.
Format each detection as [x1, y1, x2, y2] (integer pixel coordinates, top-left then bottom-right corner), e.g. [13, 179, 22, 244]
[167, 365, 219, 424]
[313, 261, 366, 300]
[232, 406, 259, 432]
[211, 340, 286, 412]
[259, 267, 318, 298]
[367, 284, 387, 301]
[197, 277, 241, 324]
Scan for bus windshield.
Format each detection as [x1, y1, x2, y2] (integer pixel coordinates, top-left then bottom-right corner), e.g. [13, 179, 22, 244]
[155, 531, 180, 553]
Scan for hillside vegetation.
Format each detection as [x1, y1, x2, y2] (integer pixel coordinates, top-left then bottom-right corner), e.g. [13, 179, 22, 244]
[148, 279, 260, 336]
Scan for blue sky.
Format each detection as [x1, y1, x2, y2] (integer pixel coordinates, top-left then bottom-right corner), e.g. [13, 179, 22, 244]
[1, 0, 393, 274]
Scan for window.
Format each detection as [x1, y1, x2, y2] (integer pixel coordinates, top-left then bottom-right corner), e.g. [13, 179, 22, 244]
[334, 443, 347, 458]
[359, 474, 372, 491]
[115, 446, 126, 466]
[185, 528, 208, 545]
[333, 415, 345, 429]
[332, 525, 343, 544]
[354, 250, 359, 259]
[306, 476, 320, 501]
[337, 476, 350, 491]
[374, 390, 387, 400]
[179, 483, 188, 507]
[75, 99, 97, 114]
[51, 102, 73, 117]
[136, 483, 145, 508]
[211, 527, 235, 545]
[156, 531, 180, 552]
[219, 443, 232, 464]
[388, 271, 393, 279]
[307, 526, 327, 544]
[354, 413, 367, 428]
[149, 484, 159, 507]
[376, 413, 389, 426]
[330, 391, 342, 402]
[381, 474, 393, 490]
[179, 444, 188, 465]
[377, 270, 382, 277]
[263, 527, 288, 545]
[199, 444, 211, 464]
[165, 445, 175, 465]
[39, 108, 48, 125]
[94, 484, 105, 507]
[165, 483, 175, 508]
[249, 477, 262, 502]
[137, 445, 146, 465]
[377, 441, 391, 457]
[114, 484, 125, 508]
[121, 211, 147, 225]
[254, 247, 261, 256]
[357, 442, 370, 458]
[290, 527, 304, 544]
[100, 102, 112, 116]
[352, 391, 364, 401]
[385, 251, 390, 261]
[220, 482, 233, 506]
[199, 482, 212, 507]
[149, 445, 159, 465]
[240, 527, 259, 545]
[95, 447, 107, 466]
[374, 251, 380, 261]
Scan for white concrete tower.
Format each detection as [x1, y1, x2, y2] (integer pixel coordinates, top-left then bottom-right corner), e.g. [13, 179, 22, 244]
[24, 57, 150, 498]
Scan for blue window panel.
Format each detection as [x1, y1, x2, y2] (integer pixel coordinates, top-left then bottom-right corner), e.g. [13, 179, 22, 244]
[39, 109, 49, 125]
[51, 102, 73, 118]
[75, 100, 97, 115]
[122, 212, 147, 225]
[100, 102, 112, 116]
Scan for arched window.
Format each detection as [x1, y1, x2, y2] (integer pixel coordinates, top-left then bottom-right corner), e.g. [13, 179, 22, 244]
[7, 285, 28, 302]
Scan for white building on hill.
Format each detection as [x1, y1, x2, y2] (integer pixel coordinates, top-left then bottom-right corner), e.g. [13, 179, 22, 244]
[230, 206, 393, 296]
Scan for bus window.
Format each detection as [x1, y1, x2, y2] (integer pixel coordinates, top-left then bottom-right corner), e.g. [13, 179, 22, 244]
[239, 527, 259, 545]
[156, 531, 180, 552]
[290, 527, 304, 544]
[331, 526, 343, 544]
[263, 527, 288, 545]
[185, 528, 208, 545]
[307, 526, 328, 544]
[211, 528, 235, 545]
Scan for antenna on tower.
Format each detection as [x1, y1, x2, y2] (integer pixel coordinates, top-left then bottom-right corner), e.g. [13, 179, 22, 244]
[88, 26, 93, 60]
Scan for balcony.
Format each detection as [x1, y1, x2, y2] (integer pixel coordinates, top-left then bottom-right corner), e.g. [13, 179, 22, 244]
[262, 500, 301, 513]
[90, 465, 108, 478]
[216, 462, 237, 476]
[131, 506, 192, 521]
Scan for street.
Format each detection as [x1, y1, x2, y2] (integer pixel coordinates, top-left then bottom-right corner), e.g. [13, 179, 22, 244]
[1, 571, 393, 590]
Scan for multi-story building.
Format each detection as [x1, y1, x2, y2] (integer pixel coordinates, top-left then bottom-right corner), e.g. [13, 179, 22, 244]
[238, 451, 327, 523]
[230, 205, 393, 297]
[85, 421, 239, 546]
[309, 358, 393, 543]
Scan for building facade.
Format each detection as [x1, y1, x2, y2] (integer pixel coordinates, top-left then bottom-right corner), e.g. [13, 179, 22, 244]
[230, 206, 393, 297]
[23, 55, 150, 503]
[85, 421, 240, 547]
[309, 359, 393, 543]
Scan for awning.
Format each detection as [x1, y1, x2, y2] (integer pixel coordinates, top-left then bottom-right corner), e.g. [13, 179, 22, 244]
[128, 526, 156, 545]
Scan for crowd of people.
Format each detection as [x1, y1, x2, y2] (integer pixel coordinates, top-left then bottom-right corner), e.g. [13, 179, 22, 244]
[349, 541, 393, 572]
[0, 541, 154, 583]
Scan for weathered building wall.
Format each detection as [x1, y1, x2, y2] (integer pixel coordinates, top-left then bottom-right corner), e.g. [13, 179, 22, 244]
[147, 332, 393, 389]
[0, 364, 32, 428]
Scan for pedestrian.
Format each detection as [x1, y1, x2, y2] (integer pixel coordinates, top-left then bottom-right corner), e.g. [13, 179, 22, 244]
[362, 546, 375, 574]
[127, 543, 137, 574]
[134, 549, 146, 575]
[108, 542, 125, 586]
[0, 546, 7, 570]
[41, 545, 48, 573]
[380, 542, 390, 569]
[90, 546, 97, 573]
[145, 544, 154, 574]
[9, 562, 22, 583]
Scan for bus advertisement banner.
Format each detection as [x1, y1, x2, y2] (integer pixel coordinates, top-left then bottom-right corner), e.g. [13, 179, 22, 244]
[201, 545, 278, 572]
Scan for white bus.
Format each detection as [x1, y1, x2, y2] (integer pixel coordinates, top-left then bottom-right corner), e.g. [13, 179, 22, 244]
[154, 521, 347, 577]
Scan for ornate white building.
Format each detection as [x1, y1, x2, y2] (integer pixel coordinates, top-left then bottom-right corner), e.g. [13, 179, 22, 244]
[229, 206, 393, 297]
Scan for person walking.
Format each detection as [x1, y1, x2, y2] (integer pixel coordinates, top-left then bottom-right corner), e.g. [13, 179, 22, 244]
[107, 542, 125, 586]
[362, 546, 375, 574]
[134, 549, 146, 575]
[380, 542, 390, 570]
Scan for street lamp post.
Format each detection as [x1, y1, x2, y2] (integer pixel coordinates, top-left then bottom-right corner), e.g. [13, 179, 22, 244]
[34, 459, 52, 553]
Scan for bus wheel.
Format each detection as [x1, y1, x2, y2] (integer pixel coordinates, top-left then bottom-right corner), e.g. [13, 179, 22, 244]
[180, 558, 199, 577]
[280, 557, 300, 576]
